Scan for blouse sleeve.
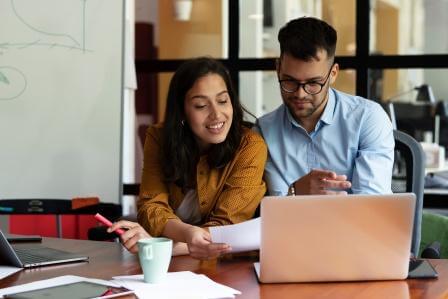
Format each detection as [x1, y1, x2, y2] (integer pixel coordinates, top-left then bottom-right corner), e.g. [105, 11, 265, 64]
[137, 126, 180, 236]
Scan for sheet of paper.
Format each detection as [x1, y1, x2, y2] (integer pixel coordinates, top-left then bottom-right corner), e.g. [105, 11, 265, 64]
[113, 271, 241, 299]
[0, 275, 121, 298]
[209, 217, 261, 253]
[0, 266, 21, 280]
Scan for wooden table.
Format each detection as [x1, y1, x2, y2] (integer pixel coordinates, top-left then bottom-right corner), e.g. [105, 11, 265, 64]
[1, 238, 447, 298]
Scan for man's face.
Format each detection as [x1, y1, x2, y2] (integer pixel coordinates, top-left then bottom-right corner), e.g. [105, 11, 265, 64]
[277, 50, 338, 124]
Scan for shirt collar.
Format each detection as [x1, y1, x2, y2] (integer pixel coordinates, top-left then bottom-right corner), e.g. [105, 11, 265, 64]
[284, 88, 336, 128]
[319, 88, 336, 125]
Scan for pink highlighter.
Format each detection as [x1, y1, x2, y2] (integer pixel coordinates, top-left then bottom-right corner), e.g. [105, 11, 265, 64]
[94, 213, 125, 235]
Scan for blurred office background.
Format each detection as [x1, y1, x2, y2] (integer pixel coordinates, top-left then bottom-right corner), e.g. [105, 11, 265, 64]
[4, 0, 447, 238]
[123, 0, 448, 214]
[131, 0, 448, 154]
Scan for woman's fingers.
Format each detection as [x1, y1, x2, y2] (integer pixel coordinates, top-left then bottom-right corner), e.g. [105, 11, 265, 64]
[120, 225, 152, 253]
[107, 220, 142, 233]
[189, 242, 231, 260]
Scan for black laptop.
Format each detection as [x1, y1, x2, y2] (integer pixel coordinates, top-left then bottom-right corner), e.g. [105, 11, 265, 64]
[0, 230, 88, 268]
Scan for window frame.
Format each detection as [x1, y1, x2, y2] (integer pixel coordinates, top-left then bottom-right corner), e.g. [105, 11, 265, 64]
[136, 0, 448, 108]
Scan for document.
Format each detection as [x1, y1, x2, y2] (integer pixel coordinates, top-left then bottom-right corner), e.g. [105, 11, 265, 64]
[0, 266, 21, 280]
[113, 271, 241, 299]
[209, 217, 261, 253]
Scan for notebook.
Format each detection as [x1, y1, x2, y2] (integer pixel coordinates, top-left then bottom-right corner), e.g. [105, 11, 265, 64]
[254, 193, 416, 283]
[0, 230, 88, 268]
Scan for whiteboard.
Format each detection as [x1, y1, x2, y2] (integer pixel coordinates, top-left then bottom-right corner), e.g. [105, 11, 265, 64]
[0, 0, 124, 203]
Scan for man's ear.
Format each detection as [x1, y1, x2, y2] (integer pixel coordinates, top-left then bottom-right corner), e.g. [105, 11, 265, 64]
[330, 63, 339, 85]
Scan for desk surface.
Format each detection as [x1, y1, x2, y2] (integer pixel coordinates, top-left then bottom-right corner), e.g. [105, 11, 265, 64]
[1, 238, 448, 299]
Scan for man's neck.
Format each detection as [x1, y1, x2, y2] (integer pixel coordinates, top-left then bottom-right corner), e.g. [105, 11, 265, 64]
[297, 114, 322, 134]
[297, 95, 329, 133]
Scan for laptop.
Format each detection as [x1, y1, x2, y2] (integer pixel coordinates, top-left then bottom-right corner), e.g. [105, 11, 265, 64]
[254, 193, 415, 283]
[0, 230, 88, 268]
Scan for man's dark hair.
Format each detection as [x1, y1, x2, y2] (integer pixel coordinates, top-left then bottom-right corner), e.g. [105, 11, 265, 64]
[278, 17, 337, 61]
[162, 57, 244, 187]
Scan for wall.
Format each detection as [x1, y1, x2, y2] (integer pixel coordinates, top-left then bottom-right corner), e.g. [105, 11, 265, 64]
[157, 0, 225, 120]
[424, 0, 448, 101]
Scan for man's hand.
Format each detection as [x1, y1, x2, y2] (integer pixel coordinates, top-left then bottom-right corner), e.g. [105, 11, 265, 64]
[108, 220, 151, 253]
[184, 226, 231, 260]
[293, 169, 351, 195]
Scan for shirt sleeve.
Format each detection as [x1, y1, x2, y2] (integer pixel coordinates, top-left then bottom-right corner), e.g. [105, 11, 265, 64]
[202, 132, 267, 227]
[137, 126, 180, 237]
[351, 103, 395, 194]
[253, 120, 288, 196]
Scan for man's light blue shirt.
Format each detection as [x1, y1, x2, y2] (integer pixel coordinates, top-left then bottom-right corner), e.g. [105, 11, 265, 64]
[255, 88, 394, 196]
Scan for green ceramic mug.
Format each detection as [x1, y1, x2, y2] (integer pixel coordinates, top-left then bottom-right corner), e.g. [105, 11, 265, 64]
[137, 237, 173, 283]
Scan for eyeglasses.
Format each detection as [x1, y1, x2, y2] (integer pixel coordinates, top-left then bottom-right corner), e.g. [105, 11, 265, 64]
[278, 64, 334, 95]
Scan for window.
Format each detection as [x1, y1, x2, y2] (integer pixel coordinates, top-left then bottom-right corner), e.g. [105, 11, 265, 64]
[136, 0, 448, 123]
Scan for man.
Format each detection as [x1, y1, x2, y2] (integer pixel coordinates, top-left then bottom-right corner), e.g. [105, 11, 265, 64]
[256, 17, 394, 196]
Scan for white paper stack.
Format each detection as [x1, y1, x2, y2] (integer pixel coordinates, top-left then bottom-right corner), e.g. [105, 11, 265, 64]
[112, 271, 241, 299]
[0, 266, 21, 280]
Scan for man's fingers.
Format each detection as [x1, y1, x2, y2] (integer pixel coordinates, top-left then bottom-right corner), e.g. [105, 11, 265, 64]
[334, 174, 347, 181]
[323, 190, 348, 195]
[323, 179, 351, 189]
[312, 169, 337, 180]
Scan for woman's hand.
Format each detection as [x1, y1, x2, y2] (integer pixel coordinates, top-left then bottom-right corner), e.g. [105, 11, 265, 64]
[184, 226, 232, 260]
[108, 220, 151, 253]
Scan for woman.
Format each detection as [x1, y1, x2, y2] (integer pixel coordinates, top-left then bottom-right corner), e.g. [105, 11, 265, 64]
[109, 57, 266, 260]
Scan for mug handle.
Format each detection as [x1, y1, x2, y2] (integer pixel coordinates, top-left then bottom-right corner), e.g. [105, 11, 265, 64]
[144, 245, 153, 260]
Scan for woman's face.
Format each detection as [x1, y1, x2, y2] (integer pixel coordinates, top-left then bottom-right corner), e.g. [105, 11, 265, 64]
[184, 73, 233, 152]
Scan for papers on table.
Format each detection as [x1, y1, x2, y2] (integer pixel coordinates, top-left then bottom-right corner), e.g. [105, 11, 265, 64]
[113, 271, 241, 299]
[209, 217, 261, 253]
[0, 275, 123, 298]
[0, 266, 21, 280]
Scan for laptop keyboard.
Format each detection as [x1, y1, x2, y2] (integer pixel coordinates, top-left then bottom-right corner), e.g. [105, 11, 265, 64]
[14, 247, 74, 264]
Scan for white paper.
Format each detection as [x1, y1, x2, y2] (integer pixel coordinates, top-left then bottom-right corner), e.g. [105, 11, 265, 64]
[113, 271, 241, 299]
[0, 266, 21, 280]
[209, 217, 261, 253]
[0, 275, 123, 298]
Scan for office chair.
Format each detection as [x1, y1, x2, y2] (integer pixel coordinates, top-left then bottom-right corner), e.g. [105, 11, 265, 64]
[393, 130, 448, 258]
[392, 130, 425, 256]
[421, 211, 448, 258]
[0, 199, 72, 237]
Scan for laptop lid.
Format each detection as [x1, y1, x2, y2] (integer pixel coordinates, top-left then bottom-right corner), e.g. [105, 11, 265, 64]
[0, 230, 88, 268]
[258, 193, 415, 283]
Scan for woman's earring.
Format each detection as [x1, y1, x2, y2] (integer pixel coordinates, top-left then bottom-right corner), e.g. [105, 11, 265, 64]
[181, 120, 185, 126]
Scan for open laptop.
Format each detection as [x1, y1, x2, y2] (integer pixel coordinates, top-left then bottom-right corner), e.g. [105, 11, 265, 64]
[254, 193, 415, 283]
[0, 229, 88, 268]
